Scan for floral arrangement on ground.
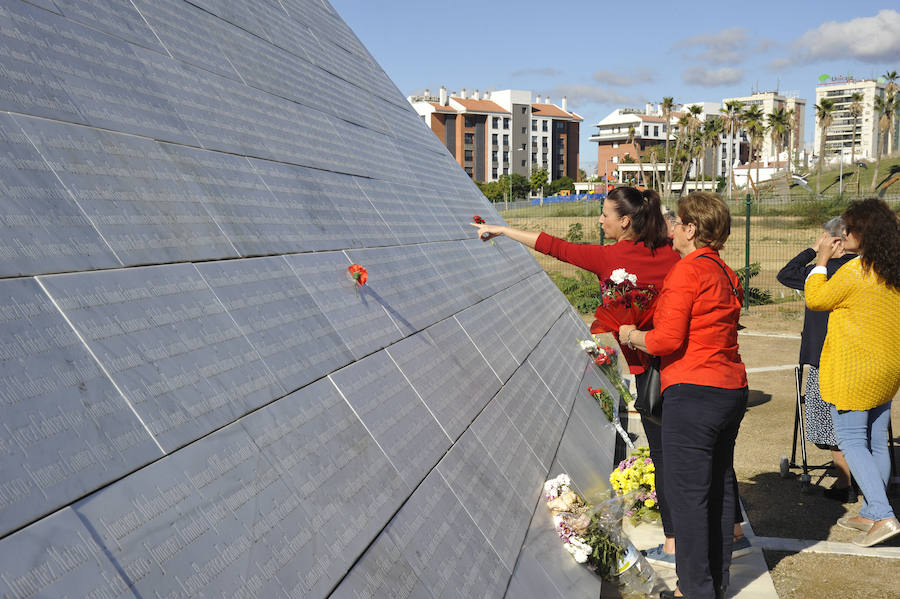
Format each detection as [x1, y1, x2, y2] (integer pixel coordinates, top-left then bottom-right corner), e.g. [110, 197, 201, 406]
[609, 446, 660, 526]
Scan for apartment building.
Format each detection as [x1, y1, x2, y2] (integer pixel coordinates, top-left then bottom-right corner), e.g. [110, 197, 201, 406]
[590, 102, 724, 183]
[813, 77, 895, 161]
[409, 87, 582, 183]
[723, 92, 806, 164]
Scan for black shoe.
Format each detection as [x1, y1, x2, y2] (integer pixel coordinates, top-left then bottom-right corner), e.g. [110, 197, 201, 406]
[659, 591, 682, 599]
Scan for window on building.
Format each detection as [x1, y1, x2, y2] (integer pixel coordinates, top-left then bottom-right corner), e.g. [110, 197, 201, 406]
[492, 117, 500, 128]
[503, 118, 509, 129]
[532, 135, 537, 143]
[542, 121, 548, 132]
[521, 106, 527, 114]
[464, 116, 476, 127]
[643, 125, 649, 136]
[663, 124, 667, 133]
[464, 166, 473, 176]
[492, 168, 498, 178]
[492, 150, 498, 161]
[557, 122, 565, 131]
[464, 149, 473, 161]
[521, 160, 526, 167]
[521, 143, 526, 151]
[654, 126, 659, 136]
[503, 134, 509, 146]
[464, 132, 474, 144]
[503, 167, 508, 175]
[521, 127, 526, 134]
[492, 133, 498, 144]
[532, 121, 537, 131]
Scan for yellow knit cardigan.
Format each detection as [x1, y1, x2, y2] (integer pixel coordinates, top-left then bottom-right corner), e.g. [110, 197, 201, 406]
[805, 257, 900, 410]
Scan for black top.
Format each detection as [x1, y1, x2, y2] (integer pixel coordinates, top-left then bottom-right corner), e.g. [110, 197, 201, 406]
[776, 248, 857, 367]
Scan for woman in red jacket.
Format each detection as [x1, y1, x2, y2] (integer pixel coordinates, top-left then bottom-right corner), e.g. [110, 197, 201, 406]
[620, 192, 747, 599]
[472, 185, 680, 534]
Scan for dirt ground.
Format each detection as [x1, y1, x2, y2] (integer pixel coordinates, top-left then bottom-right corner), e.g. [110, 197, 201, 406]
[583, 304, 900, 598]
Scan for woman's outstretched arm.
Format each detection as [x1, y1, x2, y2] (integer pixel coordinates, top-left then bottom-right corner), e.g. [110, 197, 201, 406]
[469, 223, 540, 248]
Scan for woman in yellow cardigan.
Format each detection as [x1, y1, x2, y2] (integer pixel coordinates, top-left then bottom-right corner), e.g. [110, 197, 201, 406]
[805, 198, 900, 547]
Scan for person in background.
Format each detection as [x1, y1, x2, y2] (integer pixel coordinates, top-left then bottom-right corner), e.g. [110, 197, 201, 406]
[776, 217, 857, 501]
[805, 198, 900, 547]
[471, 187, 681, 552]
[620, 192, 747, 599]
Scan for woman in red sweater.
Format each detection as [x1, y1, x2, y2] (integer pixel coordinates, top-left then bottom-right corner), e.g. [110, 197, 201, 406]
[472, 185, 680, 534]
[620, 192, 747, 599]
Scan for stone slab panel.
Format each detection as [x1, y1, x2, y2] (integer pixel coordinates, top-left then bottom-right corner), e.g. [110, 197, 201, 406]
[39, 264, 282, 452]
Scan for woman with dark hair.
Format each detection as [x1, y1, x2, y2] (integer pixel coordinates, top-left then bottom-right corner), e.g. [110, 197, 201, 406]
[777, 216, 857, 501]
[472, 186, 680, 538]
[805, 197, 900, 547]
[620, 192, 747, 599]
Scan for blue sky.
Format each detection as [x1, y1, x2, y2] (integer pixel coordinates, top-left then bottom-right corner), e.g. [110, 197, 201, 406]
[329, 0, 900, 172]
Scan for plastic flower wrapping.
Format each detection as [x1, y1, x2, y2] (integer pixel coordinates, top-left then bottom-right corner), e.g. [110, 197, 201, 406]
[609, 446, 661, 526]
[543, 473, 658, 593]
[589, 269, 659, 368]
[587, 387, 634, 449]
[578, 335, 634, 402]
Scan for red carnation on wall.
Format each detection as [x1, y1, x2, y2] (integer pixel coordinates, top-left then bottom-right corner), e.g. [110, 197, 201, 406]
[348, 264, 367, 286]
[472, 215, 486, 224]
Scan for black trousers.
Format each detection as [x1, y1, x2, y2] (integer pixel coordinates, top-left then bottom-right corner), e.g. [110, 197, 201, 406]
[662, 383, 748, 599]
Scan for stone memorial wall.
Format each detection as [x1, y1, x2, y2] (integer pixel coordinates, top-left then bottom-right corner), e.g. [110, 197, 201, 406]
[0, 1, 622, 596]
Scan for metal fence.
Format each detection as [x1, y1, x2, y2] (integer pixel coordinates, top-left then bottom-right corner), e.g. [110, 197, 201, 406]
[500, 193, 900, 318]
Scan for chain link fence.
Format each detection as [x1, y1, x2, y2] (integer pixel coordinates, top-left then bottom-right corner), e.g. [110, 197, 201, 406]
[500, 193, 900, 319]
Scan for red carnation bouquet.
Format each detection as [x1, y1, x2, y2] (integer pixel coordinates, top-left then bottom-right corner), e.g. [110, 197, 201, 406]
[587, 387, 633, 448]
[589, 269, 659, 369]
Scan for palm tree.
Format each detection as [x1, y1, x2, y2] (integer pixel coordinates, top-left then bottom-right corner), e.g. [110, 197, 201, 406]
[766, 106, 791, 175]
[883, 71, 899, 155]
[702, 117, 724, 190]
[743, 105, 766, 201]
[814, 97, 836, 193]
[661, 97, 675, 200]
[871, 93, 897, 191]
[626, 125, 646, 187]
[848, 91, 864, 166]
[720, 101, 744, 199]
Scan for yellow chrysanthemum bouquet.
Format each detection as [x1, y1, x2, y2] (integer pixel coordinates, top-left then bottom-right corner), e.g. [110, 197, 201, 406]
[609, 446, 660, 525]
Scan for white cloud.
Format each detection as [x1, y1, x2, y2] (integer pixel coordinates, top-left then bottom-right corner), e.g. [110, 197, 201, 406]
[767, 57, 791, 71]
[547, 84, 641, 108]
[674, 27, 750, 65]
[682, 66, 744, 86]
[592, 68, 655, 86]
[511, 67, 562, 77]
[793, 9, 900, 63]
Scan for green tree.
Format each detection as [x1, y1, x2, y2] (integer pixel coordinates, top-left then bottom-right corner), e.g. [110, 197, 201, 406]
[848, 91, 864, 166]
[766, 106, 792, 178]
[871, 92, 897, 191]
[661, 96, 675, 200]
[626, 125, 646, 187]
[496, 173, 530, 200]
[743, 105, 766, 201]
[547, 176, 575, 195]
[720, 100, 744, 198]
[530, 167, 549, 194]
[814, 97, 836, 193]
[475, 180, 506, 201]
[700, 117, 723, 189]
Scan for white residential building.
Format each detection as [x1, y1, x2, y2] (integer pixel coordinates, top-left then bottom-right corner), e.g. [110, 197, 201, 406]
[813, 77, 895, 162]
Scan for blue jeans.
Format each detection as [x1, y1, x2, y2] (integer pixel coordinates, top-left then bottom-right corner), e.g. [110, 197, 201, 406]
[830, 402, 894, 521]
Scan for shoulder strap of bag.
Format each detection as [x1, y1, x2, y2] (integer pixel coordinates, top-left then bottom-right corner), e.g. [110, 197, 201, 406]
[696, 253, 739, 298]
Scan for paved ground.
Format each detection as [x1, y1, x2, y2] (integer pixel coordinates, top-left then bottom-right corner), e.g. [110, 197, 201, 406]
[587, 305, 900, 598]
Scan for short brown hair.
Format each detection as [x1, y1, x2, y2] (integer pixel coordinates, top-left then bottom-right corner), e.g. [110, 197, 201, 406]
[677, 192, 731, 250]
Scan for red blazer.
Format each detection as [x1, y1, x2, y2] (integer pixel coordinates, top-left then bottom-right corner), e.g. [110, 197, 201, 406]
[644, 246, 747, 392]
[535, 233, 681, 373]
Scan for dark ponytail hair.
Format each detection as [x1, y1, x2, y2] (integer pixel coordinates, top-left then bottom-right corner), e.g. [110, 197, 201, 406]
[842, 198, 900, 291]
[606, 187, 669, 251]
